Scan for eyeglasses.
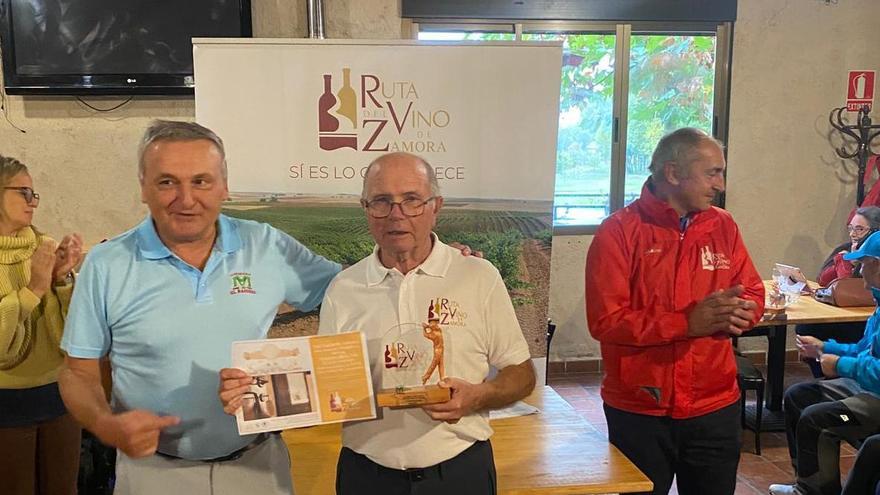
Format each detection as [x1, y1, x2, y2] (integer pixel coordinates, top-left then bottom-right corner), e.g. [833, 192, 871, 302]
[362, 197, 436, 218]
[4, 187, 39, 204]
[847, 225, 870, 234]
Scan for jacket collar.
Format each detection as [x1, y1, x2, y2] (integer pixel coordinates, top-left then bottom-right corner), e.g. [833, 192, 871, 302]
[635, 179, 718, 230]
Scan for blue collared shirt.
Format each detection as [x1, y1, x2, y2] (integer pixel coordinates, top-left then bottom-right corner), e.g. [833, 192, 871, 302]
[62, 215, 341, 459]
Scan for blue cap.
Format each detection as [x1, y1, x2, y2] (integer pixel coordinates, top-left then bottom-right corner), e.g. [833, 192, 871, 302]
[844, 231, 880, 261]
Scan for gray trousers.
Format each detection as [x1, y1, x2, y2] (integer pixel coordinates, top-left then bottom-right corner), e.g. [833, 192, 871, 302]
[783, 378, 880, 495]
[114, 433, 293, 495]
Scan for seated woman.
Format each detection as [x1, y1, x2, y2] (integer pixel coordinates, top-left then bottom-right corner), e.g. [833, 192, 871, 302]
[0, 155, 84, 495]
[796, 205, 880, 377]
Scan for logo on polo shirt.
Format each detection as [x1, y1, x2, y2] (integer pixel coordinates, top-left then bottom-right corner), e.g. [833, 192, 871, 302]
[427, 297, 467, 326]
[230, 272, 256, 295]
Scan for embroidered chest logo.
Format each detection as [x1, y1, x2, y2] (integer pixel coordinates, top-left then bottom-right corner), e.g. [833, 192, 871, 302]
[700, 246, 731, 271]
[427, 297, 467, 327]
[230, 272, 256, 295]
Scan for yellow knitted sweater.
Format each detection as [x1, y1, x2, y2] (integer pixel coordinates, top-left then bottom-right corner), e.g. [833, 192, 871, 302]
[0, 227, 72, 389]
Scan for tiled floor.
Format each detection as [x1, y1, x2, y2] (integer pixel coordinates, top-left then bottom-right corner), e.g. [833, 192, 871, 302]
[548, 363, 857, 495]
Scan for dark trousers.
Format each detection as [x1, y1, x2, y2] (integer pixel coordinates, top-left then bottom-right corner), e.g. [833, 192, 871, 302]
[794, 323, 865, 377]
[0, 413, 82, 495]
[842, 434, 880, 495]
[783, 378, 880, 495]
[336, 440, 496, 495]
[604, 401, 741, 495]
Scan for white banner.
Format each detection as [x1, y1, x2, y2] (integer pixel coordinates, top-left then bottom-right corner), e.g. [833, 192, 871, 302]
[193, 39, 562, 354]
[193, 39, 560, 200]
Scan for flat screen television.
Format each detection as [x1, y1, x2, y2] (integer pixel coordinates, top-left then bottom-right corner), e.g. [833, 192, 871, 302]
[0, 0, 252, 95]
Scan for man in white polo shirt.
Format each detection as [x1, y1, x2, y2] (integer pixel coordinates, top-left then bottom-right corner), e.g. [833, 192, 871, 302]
[58, 120, 341, 494]
[317, 151, 536, 494]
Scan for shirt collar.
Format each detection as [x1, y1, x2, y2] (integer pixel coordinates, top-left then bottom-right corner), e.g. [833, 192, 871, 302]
[135, 214, 242, 260]
[679, 215, 692, 232]
[365, 233, 450, 286]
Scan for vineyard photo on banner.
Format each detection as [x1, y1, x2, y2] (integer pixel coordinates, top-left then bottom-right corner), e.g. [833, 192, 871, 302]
[193, 39, 562, 357]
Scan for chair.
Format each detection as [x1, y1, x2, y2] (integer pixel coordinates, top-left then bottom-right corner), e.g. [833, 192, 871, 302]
[545, 320, 556, 385]
[735, 351, 765, 455]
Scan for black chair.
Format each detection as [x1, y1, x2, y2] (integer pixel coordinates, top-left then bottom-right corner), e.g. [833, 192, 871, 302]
[545, 320, 556, 385]
[735, 351, 765, 455]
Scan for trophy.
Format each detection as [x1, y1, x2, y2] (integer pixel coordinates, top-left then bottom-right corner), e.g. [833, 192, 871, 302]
[376, 304, 451, 407]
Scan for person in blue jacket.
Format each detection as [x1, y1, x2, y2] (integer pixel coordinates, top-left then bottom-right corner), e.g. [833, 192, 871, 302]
[770, 231, 880, 495]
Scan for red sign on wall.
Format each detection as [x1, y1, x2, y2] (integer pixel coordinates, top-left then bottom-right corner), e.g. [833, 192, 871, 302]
[847, 70, 875, 112]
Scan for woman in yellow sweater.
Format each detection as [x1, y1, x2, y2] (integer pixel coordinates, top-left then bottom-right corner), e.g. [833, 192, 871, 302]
[0, 155, 83, 495]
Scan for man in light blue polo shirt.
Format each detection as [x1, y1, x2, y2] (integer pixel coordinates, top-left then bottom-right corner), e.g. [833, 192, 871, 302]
[58, 120, 340, 494]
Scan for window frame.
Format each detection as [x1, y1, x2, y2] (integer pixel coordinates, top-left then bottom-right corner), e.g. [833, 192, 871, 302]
[411, 19, 734, 235]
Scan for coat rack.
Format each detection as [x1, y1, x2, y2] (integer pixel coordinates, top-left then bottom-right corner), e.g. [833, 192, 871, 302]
[829, 105, 880, 205]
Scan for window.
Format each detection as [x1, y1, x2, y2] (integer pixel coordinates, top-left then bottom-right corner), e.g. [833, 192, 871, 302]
[623, 34, 717, 206]
[522, 32, 616, 226]
[412, 20, 732, 233]
[417, 30, 514, 42]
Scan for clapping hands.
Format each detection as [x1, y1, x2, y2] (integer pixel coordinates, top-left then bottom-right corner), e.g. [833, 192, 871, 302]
[53, 233, 83, 284]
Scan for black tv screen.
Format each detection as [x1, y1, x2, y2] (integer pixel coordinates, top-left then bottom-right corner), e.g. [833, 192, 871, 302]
[0, 0, 252, 95]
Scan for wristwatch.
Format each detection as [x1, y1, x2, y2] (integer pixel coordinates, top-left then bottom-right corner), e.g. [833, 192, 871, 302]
[54, 271, 75, 287]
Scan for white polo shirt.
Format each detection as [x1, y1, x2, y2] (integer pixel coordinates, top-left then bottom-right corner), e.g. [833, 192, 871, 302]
[318, 236, 531, 469]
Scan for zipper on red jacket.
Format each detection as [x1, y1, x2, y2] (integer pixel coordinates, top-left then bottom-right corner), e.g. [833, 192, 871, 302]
[674, 227, 690, 418]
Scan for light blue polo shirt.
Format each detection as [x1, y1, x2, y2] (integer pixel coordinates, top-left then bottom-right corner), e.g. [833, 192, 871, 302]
[61, 215, 341, 459]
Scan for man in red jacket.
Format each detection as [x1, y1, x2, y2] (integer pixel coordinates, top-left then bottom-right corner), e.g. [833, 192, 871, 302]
[585, 127, 765, 495]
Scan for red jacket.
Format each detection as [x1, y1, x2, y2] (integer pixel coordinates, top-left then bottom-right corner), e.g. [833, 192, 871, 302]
[817, 251, 855, 287]
[585, 182, 764, 419]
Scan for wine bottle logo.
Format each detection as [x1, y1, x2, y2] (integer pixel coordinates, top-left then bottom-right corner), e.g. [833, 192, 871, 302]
[318, 69, 358, 151]
[384, 344, 398, 369]
[337, 68, 357, 128]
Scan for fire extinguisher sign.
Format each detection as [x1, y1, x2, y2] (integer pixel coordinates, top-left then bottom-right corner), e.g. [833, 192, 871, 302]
[847, 70, 875, 112]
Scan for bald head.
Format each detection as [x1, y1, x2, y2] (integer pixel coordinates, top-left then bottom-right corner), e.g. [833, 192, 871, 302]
[361, 152, 440, 200]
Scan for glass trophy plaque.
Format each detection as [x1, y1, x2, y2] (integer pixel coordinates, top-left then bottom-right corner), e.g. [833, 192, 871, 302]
[376, 320, 451, 408]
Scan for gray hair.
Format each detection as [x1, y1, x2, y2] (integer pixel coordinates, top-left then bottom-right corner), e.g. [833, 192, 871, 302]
[360, 152, 440, 200]
[856, 206, 880, 230]
[137, 120, 227, 181]
[649, 127, 724, 181]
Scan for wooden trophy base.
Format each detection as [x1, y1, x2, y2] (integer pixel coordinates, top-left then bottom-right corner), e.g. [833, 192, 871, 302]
[762, 305, 787, 323]
[376, 385, 451, 408]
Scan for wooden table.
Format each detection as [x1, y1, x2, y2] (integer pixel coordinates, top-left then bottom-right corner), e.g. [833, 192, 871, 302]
[283, 386, 653, 494]
[744, 281, 874, 426]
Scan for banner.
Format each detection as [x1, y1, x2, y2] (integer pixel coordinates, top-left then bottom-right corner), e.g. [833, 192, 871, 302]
[194, 39, 561, 356]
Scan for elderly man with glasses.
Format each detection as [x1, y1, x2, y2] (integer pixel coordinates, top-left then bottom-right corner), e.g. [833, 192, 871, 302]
[769, 231, 880, 495]
[316, 151, 535, 495]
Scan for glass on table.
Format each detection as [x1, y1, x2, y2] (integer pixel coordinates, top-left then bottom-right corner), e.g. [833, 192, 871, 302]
[771, 266, 804, 304]
[766, 269, 798, 312]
